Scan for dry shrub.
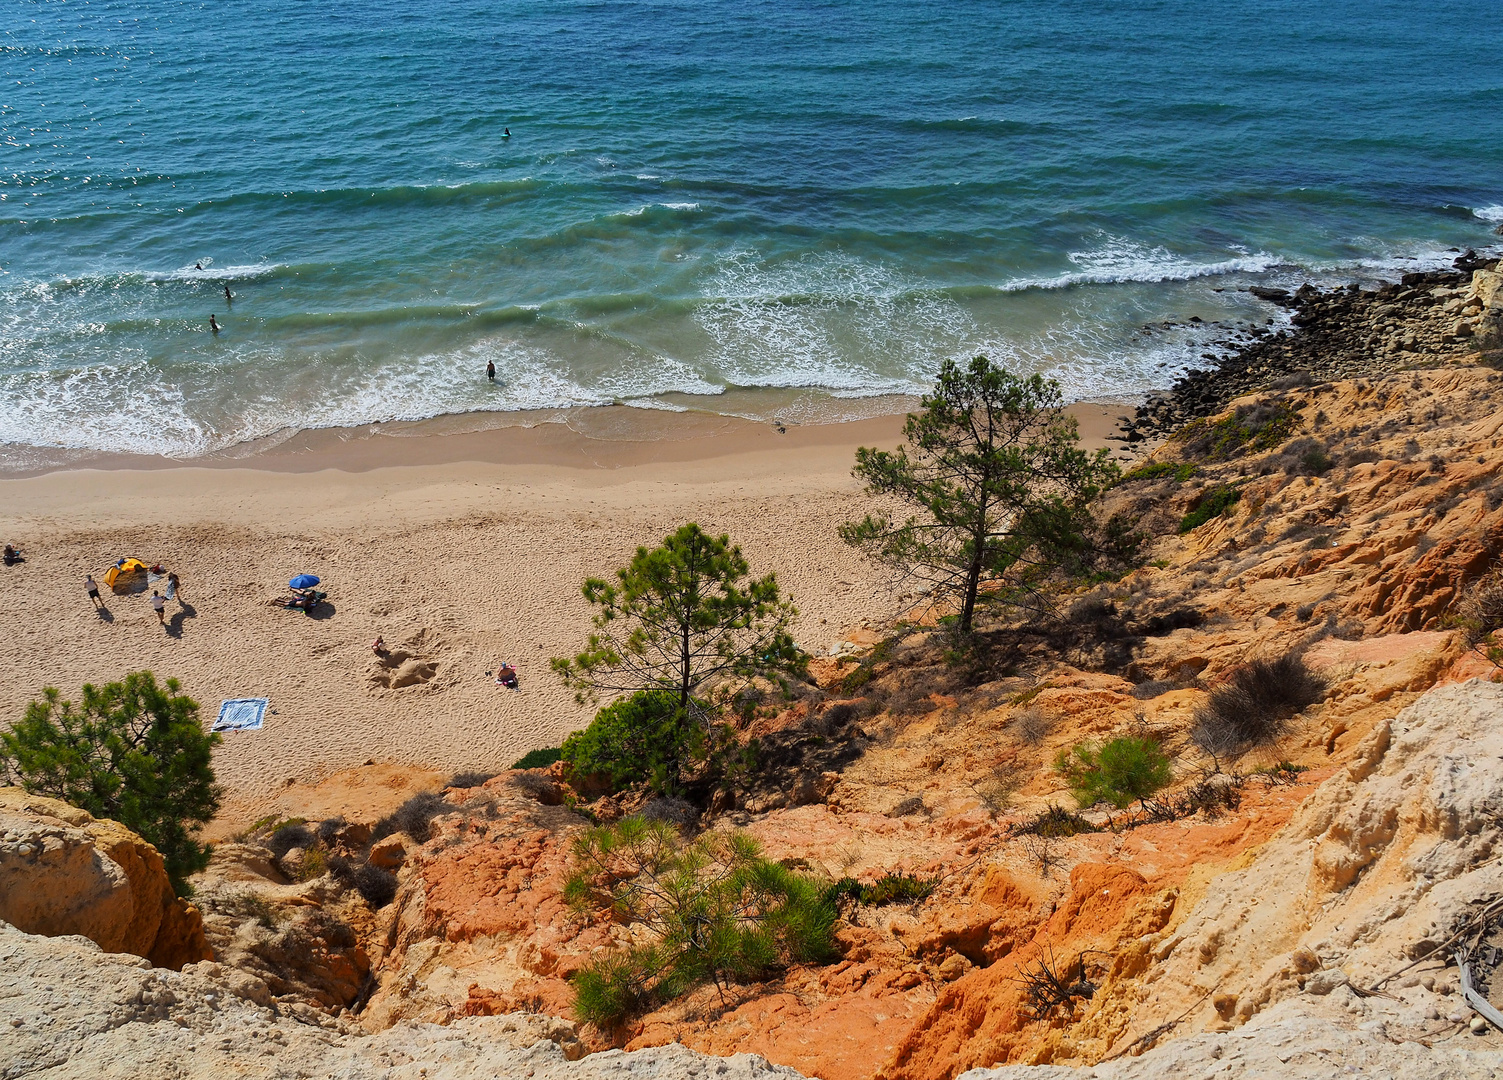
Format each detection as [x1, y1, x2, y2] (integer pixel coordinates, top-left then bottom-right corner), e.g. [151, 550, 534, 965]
[372, 791, 449, 843]
[268, 822, 314, 858]
[1449, 564, 1503, 667]
[1192, 651, 1328, 761]
[1012, 706, 1053, 745]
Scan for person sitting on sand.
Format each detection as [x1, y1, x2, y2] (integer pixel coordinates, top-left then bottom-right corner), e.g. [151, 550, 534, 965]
[85, 575, 102, 608]
[151, 590, 167, 624]
[496, 662, 519, 691]
[372, 635, 387, 656]
[2, 544, 19, 565]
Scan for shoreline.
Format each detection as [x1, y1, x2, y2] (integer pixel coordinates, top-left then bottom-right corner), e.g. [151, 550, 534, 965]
[0, 397, 1130, 480]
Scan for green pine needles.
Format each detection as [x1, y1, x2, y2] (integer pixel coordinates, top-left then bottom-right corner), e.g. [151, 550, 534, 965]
[565, 816, 840, 1028]
[1054, 735, 1172, 811]
[841, 356, 1134, 634]
[1, 672, 222, 894]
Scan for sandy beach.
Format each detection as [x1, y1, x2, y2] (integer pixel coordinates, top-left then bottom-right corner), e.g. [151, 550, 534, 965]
[0, 404, 1124, 825]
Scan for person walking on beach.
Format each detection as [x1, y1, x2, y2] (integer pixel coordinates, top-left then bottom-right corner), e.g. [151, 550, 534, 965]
[167, 572, 184, 605]
[486, 360, 496, 382]
[209, 314, 221, 335]
[85, 575, 102, 609]
[151, 590, 167, 624]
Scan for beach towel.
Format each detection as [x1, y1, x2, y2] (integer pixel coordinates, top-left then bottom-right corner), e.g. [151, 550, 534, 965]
[214, 698, 268, 733]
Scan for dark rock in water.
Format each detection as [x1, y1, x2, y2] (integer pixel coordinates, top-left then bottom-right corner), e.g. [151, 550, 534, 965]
[1249, 286, 1292, 305]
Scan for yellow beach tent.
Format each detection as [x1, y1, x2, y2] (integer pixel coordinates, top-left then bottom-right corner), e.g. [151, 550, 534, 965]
[102, 558, 147, 588]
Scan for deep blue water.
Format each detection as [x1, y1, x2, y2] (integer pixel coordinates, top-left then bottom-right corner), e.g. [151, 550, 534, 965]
[3, 0, 1501, 458]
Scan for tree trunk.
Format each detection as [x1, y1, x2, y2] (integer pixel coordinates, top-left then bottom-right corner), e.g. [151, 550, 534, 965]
[959, 497, 989, 634]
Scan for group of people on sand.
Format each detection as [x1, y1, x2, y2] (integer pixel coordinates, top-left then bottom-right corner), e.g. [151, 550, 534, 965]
[84, 569, 185, 625]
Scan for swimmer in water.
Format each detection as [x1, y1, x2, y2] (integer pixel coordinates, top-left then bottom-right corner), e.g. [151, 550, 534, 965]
[209, 314, 220, 335]
[503, 128, 511, 138]
[224, 284, 232, 303]
[486, 360, 496, 382]
[195, 262, 203, 270]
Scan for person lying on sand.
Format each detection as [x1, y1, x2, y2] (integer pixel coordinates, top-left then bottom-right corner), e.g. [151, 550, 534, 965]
[495, 662, 519, 691]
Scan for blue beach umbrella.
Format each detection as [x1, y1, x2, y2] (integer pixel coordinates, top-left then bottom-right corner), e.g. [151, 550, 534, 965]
[289, 574, 320, 590]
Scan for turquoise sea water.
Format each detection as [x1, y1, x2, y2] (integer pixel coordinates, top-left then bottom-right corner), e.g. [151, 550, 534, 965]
[3, 0, 1501, 459]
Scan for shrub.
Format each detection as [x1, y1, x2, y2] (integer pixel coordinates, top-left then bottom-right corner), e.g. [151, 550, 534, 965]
[510, 747, 562, 770]
[1009, 805, 1098, 838]
[1178, 485, 1241, 533]
[561, 689, 692, 793]
[1054, 736, 1172, 810]
[218, 889, 281, 930]
[448, 771, 497, 789]
[1447, 564, 1503, 668]
[1176, 401, 1300, 460]
[269, 822, 314, 859]
[0, 672, 222, 895]
[1191, 651, 1329, 762]
[1118, 460, 1196, 484]
[371, 790, 450, 843]
[329, 856, 400, 908]
[565, 817, 840, 1026]
[316, 817, 346, 846]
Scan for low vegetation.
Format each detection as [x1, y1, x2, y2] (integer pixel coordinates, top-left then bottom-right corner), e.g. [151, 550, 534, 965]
[561, 689, 693, 794]
[564, 816, 840, 1027]
[1176, 400, 1301, 460]
[1054, 735, 1173, 810]
[1448, 563, 1503, 669]
[371, 790, 450, 844]
[1192, 650, 1329, 763]
[1178, 484, 1241, 533]
[1, 671, 221, 895]
[510, 747, 562, 770]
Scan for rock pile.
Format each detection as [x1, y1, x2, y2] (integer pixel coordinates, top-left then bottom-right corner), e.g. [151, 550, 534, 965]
[1121, 251, 1500, 441]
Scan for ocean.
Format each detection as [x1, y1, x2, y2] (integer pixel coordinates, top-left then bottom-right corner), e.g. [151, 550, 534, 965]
[3, 0, 1501, 461]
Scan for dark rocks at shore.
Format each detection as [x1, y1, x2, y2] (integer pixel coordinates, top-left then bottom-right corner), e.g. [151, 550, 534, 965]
[1118, 251, 1500, 442]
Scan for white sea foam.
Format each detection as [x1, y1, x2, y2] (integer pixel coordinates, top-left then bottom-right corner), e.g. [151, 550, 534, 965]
[1000, 235, 1282, 292]
[1474, 205, 1503, 223]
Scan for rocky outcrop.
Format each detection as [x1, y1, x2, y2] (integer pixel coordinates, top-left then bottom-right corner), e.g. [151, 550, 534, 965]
[0, 917, 801, 1080]
[884, 680, 1503, 1077]
[0, 787, 209, 969]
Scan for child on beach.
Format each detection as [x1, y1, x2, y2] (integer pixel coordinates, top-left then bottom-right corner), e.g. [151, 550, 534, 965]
[85, 575, 102, 608]
[151, 591, 167, 623]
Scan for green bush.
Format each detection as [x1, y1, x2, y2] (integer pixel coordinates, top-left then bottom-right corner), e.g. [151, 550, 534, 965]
[1008, 804, 1099, 838]
[1178, 485, 1241, 533]
[1176, 401, 1300, 460]
[1, 672, 221, 895]
[1054, 735, 1172, 810]
[825, 872, 936, 907]
[1118, 460, 1196, 484]
[510, 747, 562, 770]
[566, 817, 840, 1027]
[561, 690, 692, 793]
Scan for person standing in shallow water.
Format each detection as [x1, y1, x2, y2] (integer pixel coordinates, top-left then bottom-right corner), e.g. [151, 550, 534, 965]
[209, 314, 220, 335]
[224, 284, 232, 305]
[486, 360, 495, 382]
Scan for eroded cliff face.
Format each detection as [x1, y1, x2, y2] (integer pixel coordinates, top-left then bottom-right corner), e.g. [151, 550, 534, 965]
[0, 787, 209, 969]
[0, 917, 795, 1080]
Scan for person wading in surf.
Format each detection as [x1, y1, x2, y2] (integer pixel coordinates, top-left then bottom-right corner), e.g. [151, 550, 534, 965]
[209, 314, 220, 335]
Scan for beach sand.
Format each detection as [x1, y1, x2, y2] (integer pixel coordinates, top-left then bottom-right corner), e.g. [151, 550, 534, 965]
[0, 404, 1125, 826]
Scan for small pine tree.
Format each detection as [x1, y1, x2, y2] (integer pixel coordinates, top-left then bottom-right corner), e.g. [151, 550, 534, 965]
[1, 672, 222, 894]
[1054, 735, 1172, 810]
